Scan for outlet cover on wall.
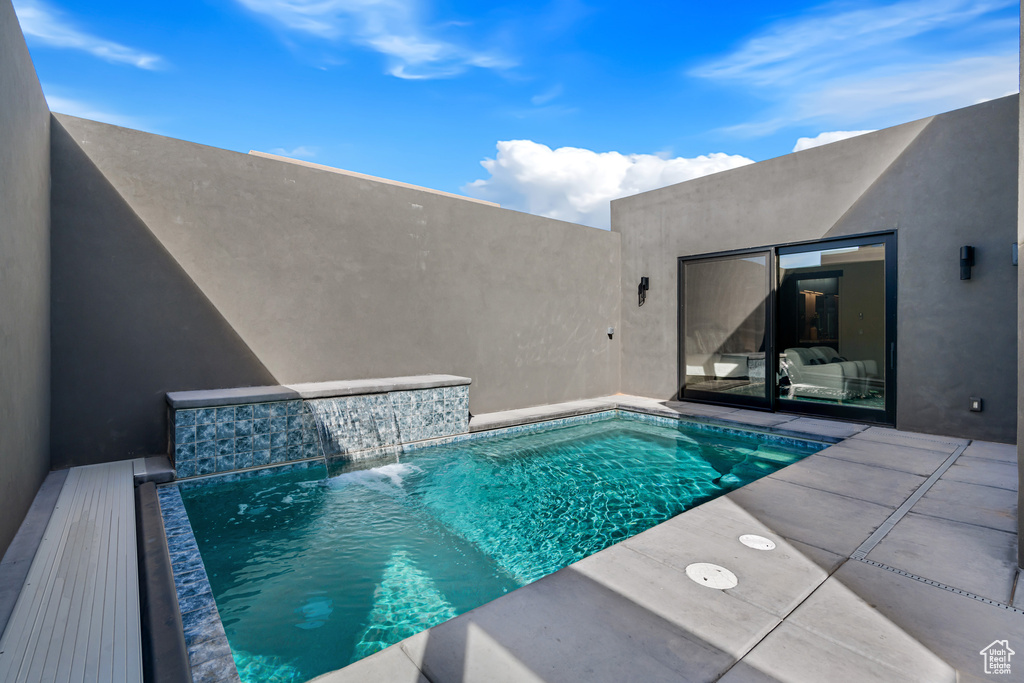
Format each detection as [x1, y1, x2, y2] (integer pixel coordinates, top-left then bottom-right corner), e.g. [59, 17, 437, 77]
[969, 397, 983, 412]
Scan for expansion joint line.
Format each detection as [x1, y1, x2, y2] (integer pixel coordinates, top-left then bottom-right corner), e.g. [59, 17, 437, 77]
[849, 441, 970, 561]
[854, 558, 1024, 614]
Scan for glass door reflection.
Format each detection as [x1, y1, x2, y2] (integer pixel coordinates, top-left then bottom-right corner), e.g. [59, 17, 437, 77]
[681, 252, 770, 407]
[776, 240, 891, 418]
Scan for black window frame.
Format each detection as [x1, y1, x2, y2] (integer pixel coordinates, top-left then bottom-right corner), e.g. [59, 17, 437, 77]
[677, 231, 897, 426]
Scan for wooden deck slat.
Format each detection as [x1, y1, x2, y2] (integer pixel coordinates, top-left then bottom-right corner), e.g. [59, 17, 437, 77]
[54, 465, 102, 683]
[0, 462, 143, 683]
[9, 470, 85, 682]
[21, 467, 92, 682]
[71, 466, 110, 683]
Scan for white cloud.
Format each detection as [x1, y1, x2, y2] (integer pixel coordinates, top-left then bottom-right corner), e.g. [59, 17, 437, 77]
[693, 0, 1018, 135]
[45, 93, 141, 128]
[694, 0, 1014, 86]
[531, 84, 563, 106]
[269, 145, 318, 158]
[234, 0, 513, 79]
[464, 140, 754, 229]
[13, 0, 164, 69]
[792, 55, 1019, 124]
[793, 130, 876, 152]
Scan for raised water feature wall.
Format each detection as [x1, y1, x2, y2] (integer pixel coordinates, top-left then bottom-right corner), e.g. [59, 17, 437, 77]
[166, 375, 470, 479]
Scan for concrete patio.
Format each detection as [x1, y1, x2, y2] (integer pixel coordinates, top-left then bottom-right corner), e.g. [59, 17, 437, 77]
[315, 397, 1022, 683]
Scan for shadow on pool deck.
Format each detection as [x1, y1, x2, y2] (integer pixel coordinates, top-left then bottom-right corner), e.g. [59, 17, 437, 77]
[313, 396, 1022, 683]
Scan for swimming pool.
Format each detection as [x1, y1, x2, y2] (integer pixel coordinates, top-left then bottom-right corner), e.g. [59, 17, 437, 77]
[173, 411, 824, 682]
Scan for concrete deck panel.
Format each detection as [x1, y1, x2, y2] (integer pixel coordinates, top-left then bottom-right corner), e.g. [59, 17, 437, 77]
[721, 619, 953, 683]
[911, 478, 1017, 533]
[723, 477, 895, 556]
[622, 498, 831, 617]
[310, 646, 428, 683]
[768, 453, 928, 507]
[815, 440, 952, 476]
[572, 544, 781, 658]
[865, 512, 1018, 603]
[827, 560, 1024, 683]
[942, 455, 1019, 490]
[400, 566, 738, 683]
[850, 426, 968, 452]
[963, 440, 1018, 463]
[780, 577, 957, 681]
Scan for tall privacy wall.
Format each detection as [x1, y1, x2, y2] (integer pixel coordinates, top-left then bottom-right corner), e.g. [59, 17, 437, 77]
[49, 115, 621, 467]
[0, 0, 50, 558]
[614, 96, 1019, 443]
[1016, 5, 1023, 567]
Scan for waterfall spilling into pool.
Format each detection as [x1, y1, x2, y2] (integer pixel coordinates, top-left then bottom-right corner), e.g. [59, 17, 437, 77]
[166, 376, 472, 478]
[306, 394, 403, 460]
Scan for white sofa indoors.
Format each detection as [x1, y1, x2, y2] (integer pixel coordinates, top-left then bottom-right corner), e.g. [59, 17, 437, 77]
[781, 347, 876, 401]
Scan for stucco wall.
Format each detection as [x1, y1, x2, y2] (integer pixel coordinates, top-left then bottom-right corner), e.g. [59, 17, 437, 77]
[1016, 6, 1023, 567]
[614, 96, 1018, 443]
[0, 0, 50, 557]
[49, 115, 621, 467]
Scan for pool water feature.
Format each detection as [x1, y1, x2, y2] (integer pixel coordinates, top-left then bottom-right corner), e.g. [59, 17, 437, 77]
[177, 412, 824, 682]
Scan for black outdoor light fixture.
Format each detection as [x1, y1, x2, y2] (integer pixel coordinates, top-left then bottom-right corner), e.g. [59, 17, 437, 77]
[960, 246, 974, 280]
[638, 276, 649, 306]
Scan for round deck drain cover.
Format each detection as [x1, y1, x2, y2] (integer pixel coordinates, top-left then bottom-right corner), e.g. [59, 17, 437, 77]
[739, 534, 776, 551]
[685, 563, 738, 589]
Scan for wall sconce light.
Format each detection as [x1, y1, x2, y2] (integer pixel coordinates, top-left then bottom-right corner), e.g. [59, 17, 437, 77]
[607, 326, 615, 339]
[960, 246, 974, 280]
[638, 276, 649, 307]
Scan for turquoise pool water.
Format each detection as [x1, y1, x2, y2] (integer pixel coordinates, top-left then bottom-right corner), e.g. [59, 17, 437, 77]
[179, 413, 824, 682]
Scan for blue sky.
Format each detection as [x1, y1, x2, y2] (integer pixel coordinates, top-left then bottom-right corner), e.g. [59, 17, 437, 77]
[14, 0, 1020, 228]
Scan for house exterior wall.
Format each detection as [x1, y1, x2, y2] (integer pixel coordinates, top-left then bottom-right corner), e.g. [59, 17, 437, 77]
[614, 96, 1019, 444]
[49, 115, 621, 467]
[0, 0, 51, 558]
[1016, 5, 1023, 567]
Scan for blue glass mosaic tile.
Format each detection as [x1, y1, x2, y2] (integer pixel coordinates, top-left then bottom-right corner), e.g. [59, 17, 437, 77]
[171, 385, 473, 479]
[197, 423, 217, 442]
[157, 485, 241, 683]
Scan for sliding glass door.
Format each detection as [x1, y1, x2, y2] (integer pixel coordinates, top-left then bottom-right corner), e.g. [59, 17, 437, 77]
[776, 234, 896, 423]
[679, 233, 896, 424]
[680, 251, 771, 408]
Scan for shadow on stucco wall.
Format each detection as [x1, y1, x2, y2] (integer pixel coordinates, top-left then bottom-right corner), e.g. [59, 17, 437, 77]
[49, 118, 277, 468]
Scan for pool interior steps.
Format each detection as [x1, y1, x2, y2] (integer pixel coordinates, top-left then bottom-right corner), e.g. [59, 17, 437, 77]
[0, 461, 143, 683]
